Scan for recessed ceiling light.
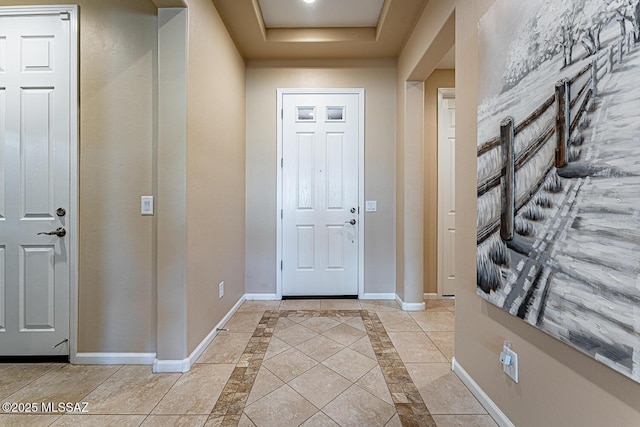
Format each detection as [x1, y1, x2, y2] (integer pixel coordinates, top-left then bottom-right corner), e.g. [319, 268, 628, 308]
[303, 0, 316, 4]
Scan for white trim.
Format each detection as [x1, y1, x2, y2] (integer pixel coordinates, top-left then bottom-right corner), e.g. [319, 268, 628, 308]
[0, 5, 79, 362]
[362, 293, 396, 300]
[395, 294, 426, 311]
[452, 358, 514, 427]
[153, 358, 190, 373]
[423, 293, 440, 299]
[153, 295, 246, 373]
[276, 88, 366, 299]
[75, 353, 156, 365]
[245, 293, 280, 301]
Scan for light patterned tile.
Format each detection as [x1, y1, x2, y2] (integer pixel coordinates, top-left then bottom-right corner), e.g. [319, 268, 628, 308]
[410, 311, 456, 332]
[237, 301, 281, 312]
[406, 363, 486, 415]
[289, 365, 352, 409]
[246, 368, 284, 406]
[387, 332, 448, 363]
[279, 300, 321, 311]
[431, 414, 498, 427]
[376, 311, 422, 332]
[300, 317, 341, 333]
[273, 324, 318, 346]
[52, 415, 146, 426]
[0, 364, 61, 400]
[83, 366, 180, 414]
[224, 312, 265, 333]
[262, 348, 317, 383]
[300, 411, 339, 426]
[6, 365, 121, 407]
[322, 348, 377, 382]
[322, 323, 366, 346]
[348, 336, 376, 360]
[263, 337, 291, 361]
[342, 316, 366, 332]
[141, 415, 208, 427]
[360, 300, 401, 312]
[244, 385, 317, 427]
[427, 331, 455, 361]
[322, 385, 395, 427]
[196, 333, 253, 364]
[152, 364, 235, 414]
[238, 413, 257, 427]
[356, 366, 394, 405]
[319, 300, 362, 311]
[295, 335, 345, 362]
[0, 415, 62, 426]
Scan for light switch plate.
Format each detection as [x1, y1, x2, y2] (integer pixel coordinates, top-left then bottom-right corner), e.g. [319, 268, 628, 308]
[141, 196, 154, 215]
[365, 200, 377, 212]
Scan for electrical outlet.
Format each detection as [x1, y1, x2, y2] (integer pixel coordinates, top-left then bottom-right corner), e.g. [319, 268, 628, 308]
[500, 344, 519, 383]
[218, 281, 224, 299]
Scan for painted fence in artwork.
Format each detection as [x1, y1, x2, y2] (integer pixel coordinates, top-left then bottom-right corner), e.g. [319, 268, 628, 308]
[476, 34, 635, 245]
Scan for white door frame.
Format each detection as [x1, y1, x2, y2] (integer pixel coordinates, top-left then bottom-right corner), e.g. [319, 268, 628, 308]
[276, 88, 365, 299]
[437, 87, 455, 296]
[0, 5, 79, 358]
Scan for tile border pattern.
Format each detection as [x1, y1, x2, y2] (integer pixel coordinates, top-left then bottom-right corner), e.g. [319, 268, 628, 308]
[208, 310, 436, 427]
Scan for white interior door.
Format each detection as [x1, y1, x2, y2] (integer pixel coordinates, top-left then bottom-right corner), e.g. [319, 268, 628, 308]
[281, 92, 361, 296]
[0, 9, 73, 356]
[438, 89, 456, 296]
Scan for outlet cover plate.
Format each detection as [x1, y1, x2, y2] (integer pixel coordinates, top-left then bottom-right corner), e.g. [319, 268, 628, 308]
[365, 200, 377, 212]
[503, 346, 518, 383]
[218, 281, 224, 299]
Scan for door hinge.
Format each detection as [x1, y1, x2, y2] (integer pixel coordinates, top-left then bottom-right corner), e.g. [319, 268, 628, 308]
[281, 109, 283, 119]
[281, 158, 283, 168]
[280, 260, 283, 270]
[281, 209, 283, 219]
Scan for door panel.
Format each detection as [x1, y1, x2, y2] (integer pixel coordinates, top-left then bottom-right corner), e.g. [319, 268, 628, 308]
[282, 93, 360, 296]
[438, 90, 456, 296]
[0, 10, 72, 356]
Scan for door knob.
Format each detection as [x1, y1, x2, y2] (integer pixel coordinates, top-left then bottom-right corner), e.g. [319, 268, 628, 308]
[345, 219, 356, 225]
[37, 227, 66, 237]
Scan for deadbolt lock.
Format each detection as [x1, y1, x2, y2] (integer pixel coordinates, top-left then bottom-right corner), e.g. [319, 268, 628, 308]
[56, 208, 66, 217]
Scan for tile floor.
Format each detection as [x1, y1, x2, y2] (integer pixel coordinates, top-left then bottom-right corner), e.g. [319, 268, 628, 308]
[0, 299, 497, 427]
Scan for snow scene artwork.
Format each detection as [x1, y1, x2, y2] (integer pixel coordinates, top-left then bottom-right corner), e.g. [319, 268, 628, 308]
[476, 0, 640, 383]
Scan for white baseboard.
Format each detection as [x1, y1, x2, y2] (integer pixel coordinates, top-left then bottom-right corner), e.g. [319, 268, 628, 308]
[423, 293, 440, 299]
[452, 358, 514, 427]
[361, 293, 396, 300]
[395, 294, 426, 311]
[245, 293, 279, 300]
[153, 294, 247, 373]
[74, 352, 156, 365]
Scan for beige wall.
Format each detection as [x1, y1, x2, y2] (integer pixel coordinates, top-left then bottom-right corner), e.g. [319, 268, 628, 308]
[423, 69, 455, 295]
[0, 0, 159, 353]
[186, 0, 246, 353]
[453, 1, 640, 425]
[245, 60, 397, 296]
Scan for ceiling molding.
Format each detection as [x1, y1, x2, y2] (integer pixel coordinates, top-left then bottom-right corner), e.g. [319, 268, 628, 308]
[212, 0, 429, 60]
[267, 27, 376, 43]
[250, 0, 267, 42]
[375, 0, 392, 41]
[152, 0, 187, 8]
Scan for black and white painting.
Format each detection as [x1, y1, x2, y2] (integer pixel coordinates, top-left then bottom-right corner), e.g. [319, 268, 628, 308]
[476, 0, 640, 383]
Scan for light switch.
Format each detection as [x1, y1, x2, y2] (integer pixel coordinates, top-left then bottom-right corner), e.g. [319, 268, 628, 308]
[141, 196, 154, 215]
[365, 200, 377, 212]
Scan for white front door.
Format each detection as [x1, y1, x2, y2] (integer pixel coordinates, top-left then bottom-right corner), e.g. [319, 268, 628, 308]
[438, 89, 456, 296]
[0, 8, 75, 356]
[281, 92, 361, 296]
